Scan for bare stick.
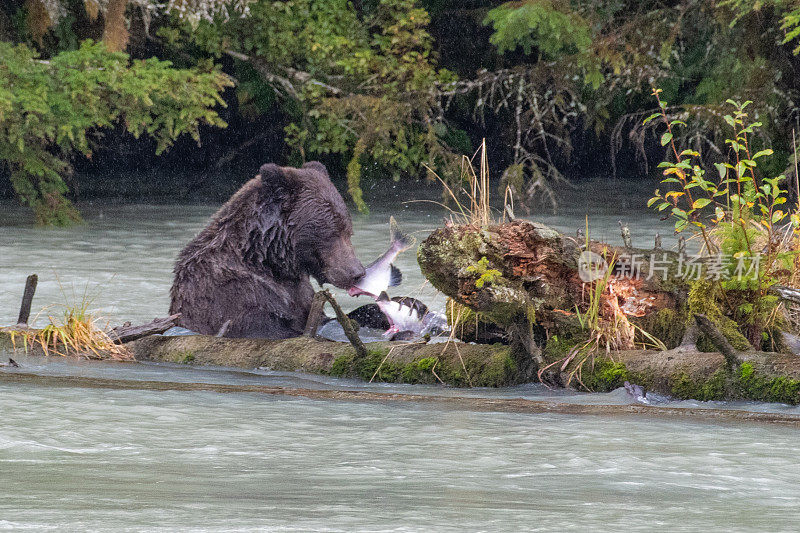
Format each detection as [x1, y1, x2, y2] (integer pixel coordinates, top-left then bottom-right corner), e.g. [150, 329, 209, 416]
[677, 323, 700, 351]
[108, 314, 181, 344]
[321, 290, 367, 360]
[303, 291, 328, 338]
[16, 274, 38, 326]
[694, 314, 741, 369]
[772, 284, 800, 305]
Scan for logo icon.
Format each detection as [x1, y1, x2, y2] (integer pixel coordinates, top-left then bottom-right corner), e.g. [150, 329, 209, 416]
[578, 250, 608, 282]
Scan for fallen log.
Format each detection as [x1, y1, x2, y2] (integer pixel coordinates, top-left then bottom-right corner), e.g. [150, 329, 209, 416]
[0, 326, 525, 387]
[107, 314, 181, 344]
[132, 333, 768, 399]
[579, 346, 800, 404]
[2, 323, 800, 401]
[126, 334, 523, 387]
[416, 219, 800, 403]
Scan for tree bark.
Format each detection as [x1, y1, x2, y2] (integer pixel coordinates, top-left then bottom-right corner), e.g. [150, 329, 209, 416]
[102, 0, 129, 52]
[418, 220, 686, 331]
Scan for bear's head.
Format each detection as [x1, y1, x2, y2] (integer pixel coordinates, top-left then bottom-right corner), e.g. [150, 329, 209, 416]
[249, 161, 365, 289]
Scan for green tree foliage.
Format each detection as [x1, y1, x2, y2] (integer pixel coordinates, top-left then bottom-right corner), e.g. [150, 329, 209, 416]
[165, 0, 459, 213]
[0, 40, 232, 224]
[483, 1, 592, 60]
[481, 0, 800, 205]
[6, 0, 800, 223]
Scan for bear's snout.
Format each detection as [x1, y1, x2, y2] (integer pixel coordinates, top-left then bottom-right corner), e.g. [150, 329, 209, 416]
[348, 264, 367, 284]
[326, 262, 366, 289]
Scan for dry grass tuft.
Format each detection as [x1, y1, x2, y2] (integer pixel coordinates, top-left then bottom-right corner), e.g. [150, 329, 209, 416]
[11, 282, 132, 361]
[32, 302, 132, 360]
[422, 139, 515, 228]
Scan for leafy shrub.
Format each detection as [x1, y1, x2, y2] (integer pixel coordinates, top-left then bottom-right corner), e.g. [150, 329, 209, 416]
[0, 40, 232, 224]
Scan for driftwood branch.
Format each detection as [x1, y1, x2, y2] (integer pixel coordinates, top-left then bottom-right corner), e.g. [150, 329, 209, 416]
[773, 284, 800, 306]
[303, 291, 328, 338]
[694, 314, 741, 369]
[320, 290, 367, 360]
[108, 314, 181, 344]
[16, 274, 38, 326]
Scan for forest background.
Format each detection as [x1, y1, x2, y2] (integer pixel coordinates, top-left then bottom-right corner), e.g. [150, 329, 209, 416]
[2, 0, 799, 224]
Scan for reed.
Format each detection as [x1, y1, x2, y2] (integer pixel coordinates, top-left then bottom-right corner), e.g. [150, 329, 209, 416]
[33, 302, 131, 360]
[424, 139, 502, 227]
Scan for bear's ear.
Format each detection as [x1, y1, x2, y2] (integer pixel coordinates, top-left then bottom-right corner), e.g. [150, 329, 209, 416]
[302, 161, 330, 179]
[258, 163, 293, 201]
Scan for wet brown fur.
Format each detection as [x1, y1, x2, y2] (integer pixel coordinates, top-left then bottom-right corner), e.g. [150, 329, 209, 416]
[169, 162, 365, 339]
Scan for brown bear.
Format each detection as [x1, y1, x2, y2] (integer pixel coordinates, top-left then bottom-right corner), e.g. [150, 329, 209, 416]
[169, 161, 365, 339]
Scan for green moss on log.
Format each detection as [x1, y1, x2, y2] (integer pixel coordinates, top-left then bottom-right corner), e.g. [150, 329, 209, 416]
[548, 348, 800, 404]
[417, 226, 487, 297]
[542, 333, 583, 361]
[688, 280, 752, 351]
[633, 308, 686, 349]
[581, 360, 630, 392]
[418, 226, 532, 326]
[668, 364, 800, 404]
[737, 362, 800, 404]
[326, 343, 518, 387]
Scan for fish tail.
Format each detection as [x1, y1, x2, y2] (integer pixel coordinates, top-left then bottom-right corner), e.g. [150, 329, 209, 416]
[389, 216, 416, 252]
[389, 264, 402, 287]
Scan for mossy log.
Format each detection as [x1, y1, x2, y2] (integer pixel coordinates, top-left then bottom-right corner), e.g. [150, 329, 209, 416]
[569, 347, 800, 404]
[4, 326, 800, 401]
[416, 220, 800, 403]
[418, 220, 687, 330]
[0, 326, 526, 387]
[127, 335, 525, 387]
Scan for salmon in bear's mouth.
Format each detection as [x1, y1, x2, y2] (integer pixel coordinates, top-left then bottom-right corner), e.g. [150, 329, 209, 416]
[346, 217, 415, 300]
